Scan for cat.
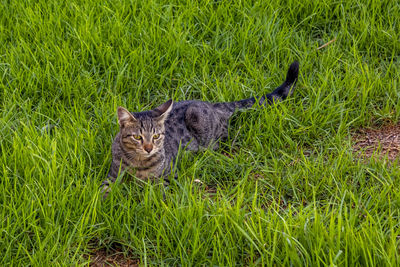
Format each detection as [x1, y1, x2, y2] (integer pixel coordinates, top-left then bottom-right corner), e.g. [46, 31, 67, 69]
[102, 61, 299, 196]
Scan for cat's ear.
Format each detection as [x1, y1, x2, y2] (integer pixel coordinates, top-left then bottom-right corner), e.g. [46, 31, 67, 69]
[117, 106, 137, 127]
[154, 99, 173, 123]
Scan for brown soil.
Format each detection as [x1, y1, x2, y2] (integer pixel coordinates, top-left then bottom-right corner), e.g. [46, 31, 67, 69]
[87, 248, 139, 267]
[352, 123, 400, 160]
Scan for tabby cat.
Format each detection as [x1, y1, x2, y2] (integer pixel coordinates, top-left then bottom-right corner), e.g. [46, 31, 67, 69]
[102, 61, 299, 195]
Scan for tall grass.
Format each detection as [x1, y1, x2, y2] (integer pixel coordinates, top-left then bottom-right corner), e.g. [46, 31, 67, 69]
[1, 0, 400, 265]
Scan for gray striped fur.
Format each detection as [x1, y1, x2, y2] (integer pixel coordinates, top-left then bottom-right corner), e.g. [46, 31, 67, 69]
[102, 61, 299, 196]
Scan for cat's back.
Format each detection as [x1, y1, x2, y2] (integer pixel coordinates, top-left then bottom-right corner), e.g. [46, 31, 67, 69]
[168, 100, 195, 114]
[167, 99, 218, 117]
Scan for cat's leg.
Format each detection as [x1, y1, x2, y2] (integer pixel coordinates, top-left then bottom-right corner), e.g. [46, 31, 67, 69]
[100, 175, 116, 199]
[185, 103, 214, 146]
[185, 103, 230, 149]
[160, 174, 173, 201]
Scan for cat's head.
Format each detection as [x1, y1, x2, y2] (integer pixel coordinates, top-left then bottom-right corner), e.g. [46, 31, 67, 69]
[117, 100, 173, 157]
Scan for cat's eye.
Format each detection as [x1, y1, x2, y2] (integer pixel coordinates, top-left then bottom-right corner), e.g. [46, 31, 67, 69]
[153, 134, 160, 140]
[133, 135, 142, 140]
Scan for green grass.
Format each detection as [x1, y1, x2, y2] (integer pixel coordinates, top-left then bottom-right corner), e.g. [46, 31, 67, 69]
[1, 0, 400, 265]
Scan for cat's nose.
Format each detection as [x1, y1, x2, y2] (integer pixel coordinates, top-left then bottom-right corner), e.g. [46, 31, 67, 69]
[144, 144, 153, 153]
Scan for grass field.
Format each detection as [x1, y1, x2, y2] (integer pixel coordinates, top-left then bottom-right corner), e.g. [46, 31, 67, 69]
[1, 0, 400, 265]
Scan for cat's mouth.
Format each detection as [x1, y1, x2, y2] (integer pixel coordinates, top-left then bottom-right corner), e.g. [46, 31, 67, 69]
[139, 149, 156, 157]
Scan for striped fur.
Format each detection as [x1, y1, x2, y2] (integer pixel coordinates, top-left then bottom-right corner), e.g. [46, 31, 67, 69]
[102, 61, 299, 197]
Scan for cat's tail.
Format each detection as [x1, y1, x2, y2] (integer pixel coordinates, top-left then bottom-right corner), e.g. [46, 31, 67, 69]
[225, 61, 299, 110]
[265, 60, 299, 103]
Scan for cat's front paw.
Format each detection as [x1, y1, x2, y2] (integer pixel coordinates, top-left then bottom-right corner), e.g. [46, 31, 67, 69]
[100, 181, 112, 199]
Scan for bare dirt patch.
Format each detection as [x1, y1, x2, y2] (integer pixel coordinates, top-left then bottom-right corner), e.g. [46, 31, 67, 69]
[353, 123, 400, 160]
[87, 248, 139, 267]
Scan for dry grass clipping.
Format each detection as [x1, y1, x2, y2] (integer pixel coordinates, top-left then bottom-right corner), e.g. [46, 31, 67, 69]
[88, 249, 139, 267]
[353, 123, 400, 161]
